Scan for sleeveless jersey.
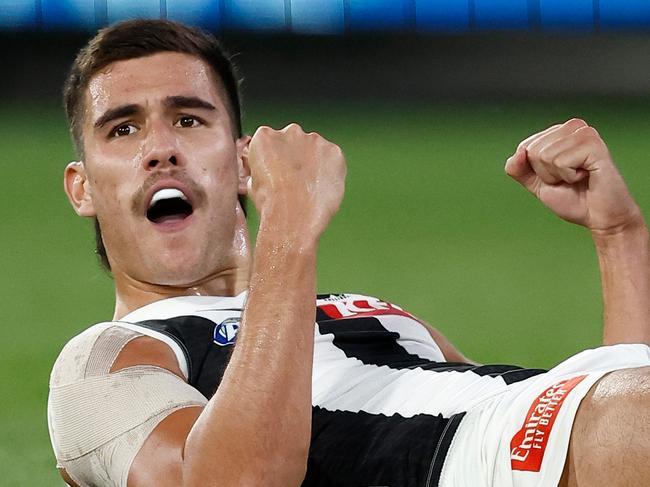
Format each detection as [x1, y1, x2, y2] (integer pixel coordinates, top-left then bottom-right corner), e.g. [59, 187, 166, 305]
[119, 292, 546, 486]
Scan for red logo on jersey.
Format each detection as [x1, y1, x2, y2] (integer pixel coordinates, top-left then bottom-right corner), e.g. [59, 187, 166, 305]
[318, 296, 416, 321]
[510, 375, 586, 472]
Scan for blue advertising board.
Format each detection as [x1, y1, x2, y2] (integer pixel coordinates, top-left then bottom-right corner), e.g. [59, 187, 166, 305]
[2, 0, 650, 33]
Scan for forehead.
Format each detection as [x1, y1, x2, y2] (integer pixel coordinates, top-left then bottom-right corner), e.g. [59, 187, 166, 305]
[86, 52, 224, 120]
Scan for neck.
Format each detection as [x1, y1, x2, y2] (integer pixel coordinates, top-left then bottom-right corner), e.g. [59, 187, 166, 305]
[112, 262, 250, 320]
[112, 205, 251, 320]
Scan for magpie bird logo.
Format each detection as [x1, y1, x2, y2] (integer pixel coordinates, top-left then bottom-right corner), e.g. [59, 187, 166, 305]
[213, 317, 240, 346]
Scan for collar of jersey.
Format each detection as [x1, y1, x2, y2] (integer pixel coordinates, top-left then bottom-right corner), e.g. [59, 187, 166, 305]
[120, 291, 248, 323]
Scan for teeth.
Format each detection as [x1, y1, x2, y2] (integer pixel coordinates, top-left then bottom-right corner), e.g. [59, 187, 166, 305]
[150, 188, 188, 207]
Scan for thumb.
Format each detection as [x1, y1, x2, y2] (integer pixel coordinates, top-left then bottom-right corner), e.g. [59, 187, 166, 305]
[505, 146, 538, 194]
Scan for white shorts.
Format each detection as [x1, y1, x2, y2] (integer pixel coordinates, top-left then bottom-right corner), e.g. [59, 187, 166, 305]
[440, 344, 650, 487]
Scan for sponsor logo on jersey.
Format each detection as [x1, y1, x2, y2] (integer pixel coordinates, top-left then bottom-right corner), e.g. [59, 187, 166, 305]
[510, 374, 587, 472]
[318, 295, 417, 321]
[213, 317, 240, 346]
[318, 293, 347, 302]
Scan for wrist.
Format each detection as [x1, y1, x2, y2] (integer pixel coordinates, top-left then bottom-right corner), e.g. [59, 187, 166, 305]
[257, 203, 328, 247]
[592, 216, 649, 251]
[255, 216, 320, 255]
[589, 201, 645, 235]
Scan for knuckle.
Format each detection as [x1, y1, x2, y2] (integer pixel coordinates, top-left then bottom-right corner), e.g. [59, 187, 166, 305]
[309, 131, 325, 142]
[554, 152, 571, 168]
[284, 122, 303, 132]
[326, 142, 344, 158]
[577, 125, 600, 139]
[254, 125, 273, 138]
[517, 137, 533, 151]
[566, 118, 588, 129]
[526, 143, 541, 161]
[538, 146, 554, 165]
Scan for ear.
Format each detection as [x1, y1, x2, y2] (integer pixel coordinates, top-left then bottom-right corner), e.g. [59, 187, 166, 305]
[236, 135, 252, 195]
[64, 161, 96, 217]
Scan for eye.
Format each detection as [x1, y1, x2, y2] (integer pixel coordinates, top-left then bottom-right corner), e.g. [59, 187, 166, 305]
[110, 123, 138, 138]
[175, 116, 201, 128]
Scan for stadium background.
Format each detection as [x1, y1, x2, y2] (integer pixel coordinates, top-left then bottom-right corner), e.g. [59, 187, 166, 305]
[3, 0, 650, 483]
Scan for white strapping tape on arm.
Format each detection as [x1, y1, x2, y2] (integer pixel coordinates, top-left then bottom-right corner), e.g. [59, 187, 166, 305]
[49, 365, 207, 461]
[48, 322, 208, 486]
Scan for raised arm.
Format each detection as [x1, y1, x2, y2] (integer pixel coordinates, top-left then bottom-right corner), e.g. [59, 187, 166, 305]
[505, 118, 650, 345]
[187, 124, 345, 484]
[123, 124, 346, 486]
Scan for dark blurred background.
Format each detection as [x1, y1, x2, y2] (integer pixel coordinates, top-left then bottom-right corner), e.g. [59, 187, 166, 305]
[3, 1, 650, 484]
[6, 1, 650, 102]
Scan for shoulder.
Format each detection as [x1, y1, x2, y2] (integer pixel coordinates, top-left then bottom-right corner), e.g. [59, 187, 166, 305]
[49, 322, 140, 387]
[50, 320, 191, 388]
[48, 321, 207, 487]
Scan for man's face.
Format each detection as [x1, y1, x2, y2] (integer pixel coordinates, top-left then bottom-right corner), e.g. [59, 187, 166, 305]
[73, 52, 246, 286]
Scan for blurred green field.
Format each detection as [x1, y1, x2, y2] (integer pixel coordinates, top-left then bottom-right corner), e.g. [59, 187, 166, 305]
[2, 98, 650, 484]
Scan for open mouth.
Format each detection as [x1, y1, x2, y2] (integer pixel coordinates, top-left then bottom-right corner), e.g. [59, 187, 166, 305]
[146, 188, 194, 224]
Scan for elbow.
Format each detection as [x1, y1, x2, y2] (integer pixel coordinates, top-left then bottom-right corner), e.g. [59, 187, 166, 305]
[234, 455, 308, 487]
[261, 426, 310, 485]
[183, 445, 309, 487]
[264, 444, 309, 487]
[288, 446, 310, 484]
[262, 443, 310, 486]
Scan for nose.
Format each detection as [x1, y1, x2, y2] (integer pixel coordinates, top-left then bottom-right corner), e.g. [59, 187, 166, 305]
[141, 120, 180, 171]
[147, 154, 178, 169]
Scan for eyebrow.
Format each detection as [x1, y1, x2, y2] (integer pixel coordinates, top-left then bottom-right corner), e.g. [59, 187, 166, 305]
[163, 96, 216, 112]
[94, 104, 140, 129]
[93, 96, 217, 130]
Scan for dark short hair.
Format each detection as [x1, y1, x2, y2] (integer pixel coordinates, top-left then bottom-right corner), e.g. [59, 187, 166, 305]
[63, 19, 245, 271]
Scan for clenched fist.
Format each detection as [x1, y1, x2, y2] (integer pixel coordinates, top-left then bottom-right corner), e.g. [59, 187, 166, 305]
[505, 118, 643, 234]
[244, 123, 346, 240]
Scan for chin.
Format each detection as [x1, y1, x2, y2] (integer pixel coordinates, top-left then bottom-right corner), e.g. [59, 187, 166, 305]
[149, 263, 207, 287]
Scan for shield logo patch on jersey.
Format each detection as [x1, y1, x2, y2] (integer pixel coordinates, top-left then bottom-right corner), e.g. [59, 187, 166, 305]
[213, 317, 240, 346]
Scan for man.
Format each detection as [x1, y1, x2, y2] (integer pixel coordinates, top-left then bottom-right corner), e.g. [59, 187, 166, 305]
[48, 19, 650, 487]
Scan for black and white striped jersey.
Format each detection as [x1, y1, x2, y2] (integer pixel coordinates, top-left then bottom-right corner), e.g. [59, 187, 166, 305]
[121, 292, 546, 487]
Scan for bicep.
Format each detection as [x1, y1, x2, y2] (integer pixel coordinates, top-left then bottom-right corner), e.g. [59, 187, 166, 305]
[114, 337, 205, 487]
[128, 406, 204, 487]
